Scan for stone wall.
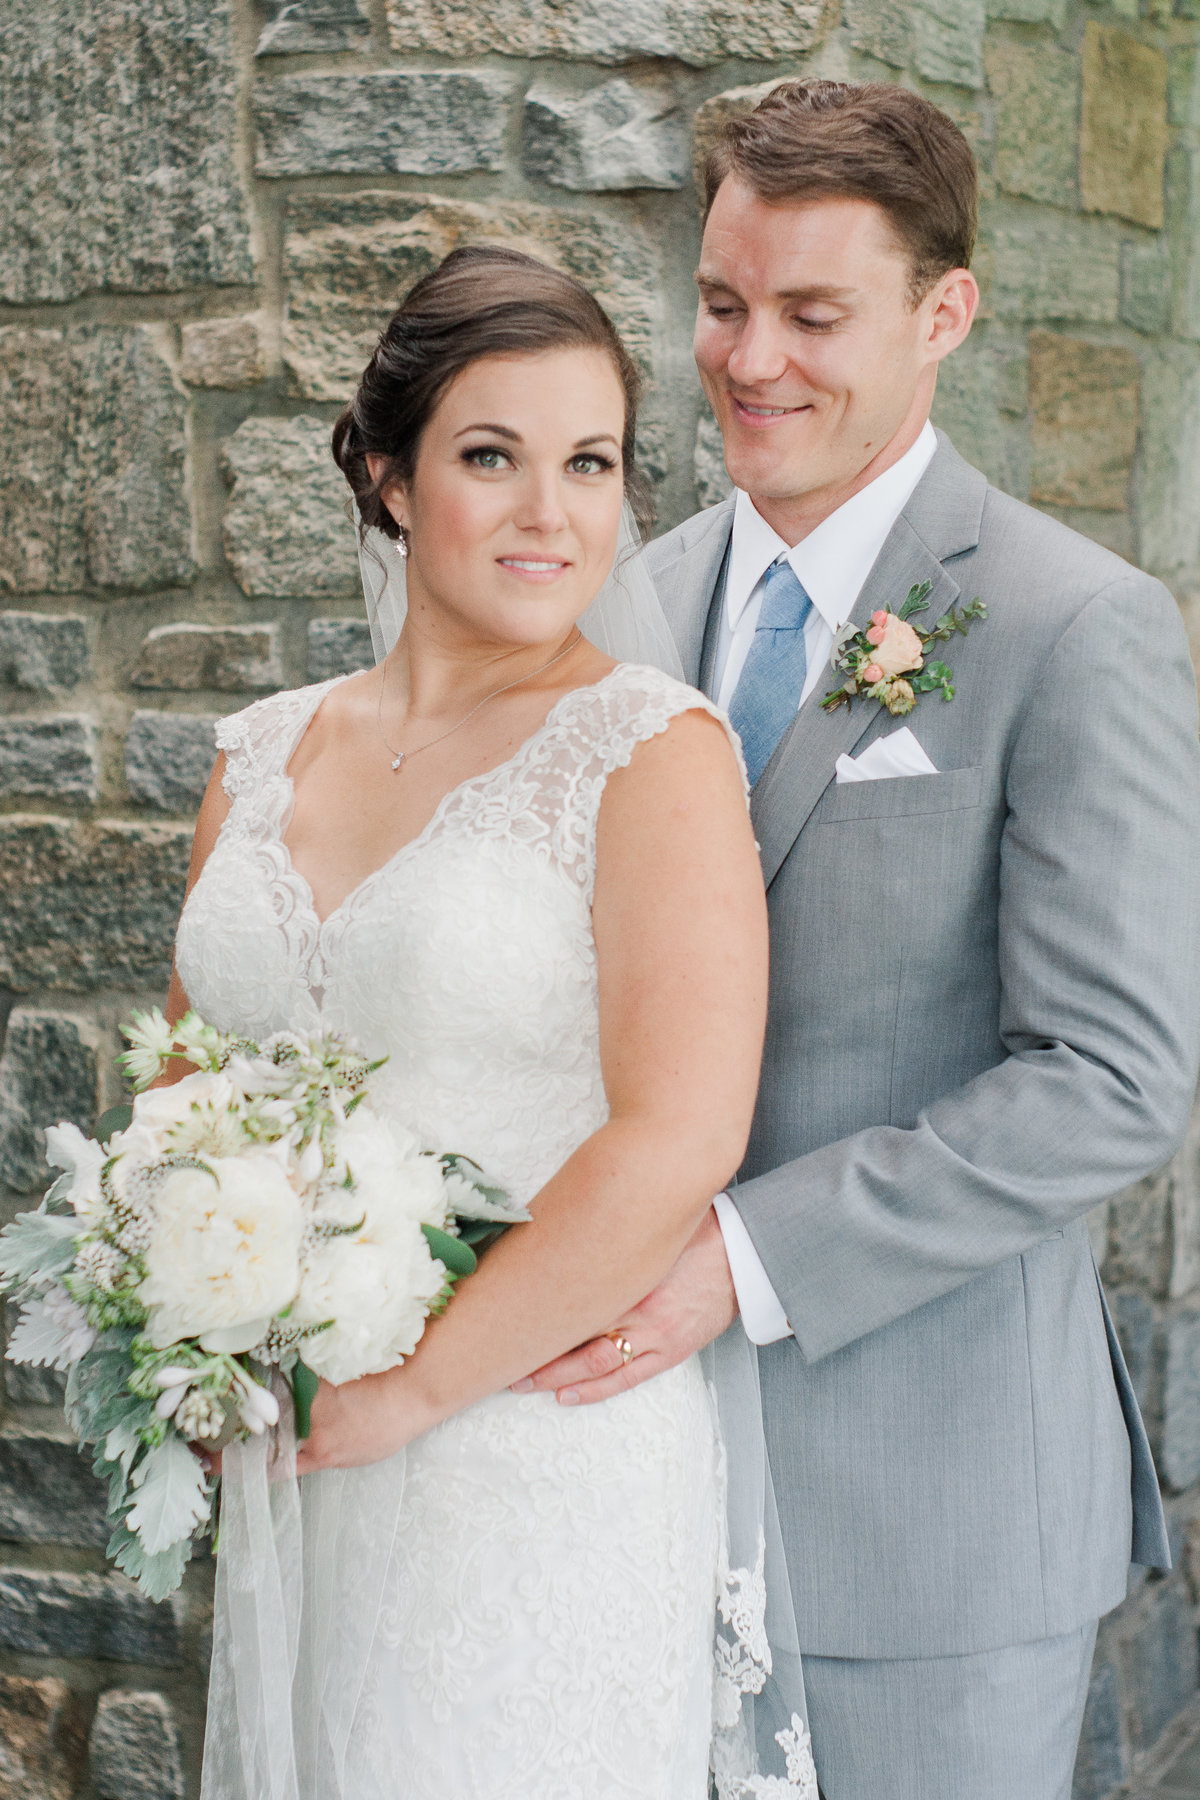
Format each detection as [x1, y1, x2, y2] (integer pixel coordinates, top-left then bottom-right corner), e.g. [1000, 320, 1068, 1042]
[0, 0, 1198, 1793]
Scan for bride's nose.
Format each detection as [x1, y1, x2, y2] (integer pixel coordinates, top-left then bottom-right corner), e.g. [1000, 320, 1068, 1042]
[511, 469, 570, 537]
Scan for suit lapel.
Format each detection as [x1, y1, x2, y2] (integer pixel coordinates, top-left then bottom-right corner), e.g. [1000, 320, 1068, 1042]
[752, 516, 962, 889]
[651, 500, 734, 685]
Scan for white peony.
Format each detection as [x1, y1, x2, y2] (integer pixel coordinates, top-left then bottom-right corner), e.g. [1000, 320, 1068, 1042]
[293, 1110, 454, 1383]
[44, 1122, 107, 1225]
[110, 1073, 238, 1166]
[138, 1151, 303, 1353]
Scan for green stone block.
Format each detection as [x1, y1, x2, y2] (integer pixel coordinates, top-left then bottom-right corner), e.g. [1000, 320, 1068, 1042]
[986, 41, 1079, 208]
[986, 209, 1122, 323]
[1121, 238, 1172, 335]
[985, 0, 1067, 23]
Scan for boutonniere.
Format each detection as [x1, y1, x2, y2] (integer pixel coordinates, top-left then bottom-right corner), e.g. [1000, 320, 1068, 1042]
[822, 582, 987, 717]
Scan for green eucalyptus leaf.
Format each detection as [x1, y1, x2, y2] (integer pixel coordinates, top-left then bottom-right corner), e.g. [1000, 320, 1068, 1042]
[421, 1224, 477, 1278]
[96, 1104, 133, 1141]
[291, 1359, 320, 1439]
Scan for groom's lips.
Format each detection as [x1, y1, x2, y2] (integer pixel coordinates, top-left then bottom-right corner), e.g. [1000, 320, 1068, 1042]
[730, 397, 811, 428]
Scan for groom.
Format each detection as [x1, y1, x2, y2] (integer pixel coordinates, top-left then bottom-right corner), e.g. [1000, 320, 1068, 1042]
[527, 80, 1200, 1797]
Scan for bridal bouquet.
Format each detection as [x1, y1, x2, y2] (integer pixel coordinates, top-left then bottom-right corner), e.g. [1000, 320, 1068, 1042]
[0, 1011, 524, 1602]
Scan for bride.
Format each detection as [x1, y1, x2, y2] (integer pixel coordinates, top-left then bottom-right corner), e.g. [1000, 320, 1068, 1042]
[167, 245, 815, 1798]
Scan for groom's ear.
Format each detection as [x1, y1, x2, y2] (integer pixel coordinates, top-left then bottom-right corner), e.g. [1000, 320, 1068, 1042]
[923, 268, 979, 365]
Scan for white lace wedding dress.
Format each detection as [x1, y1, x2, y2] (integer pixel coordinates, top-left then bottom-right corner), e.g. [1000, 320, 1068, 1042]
[176, 661, 818, 1800]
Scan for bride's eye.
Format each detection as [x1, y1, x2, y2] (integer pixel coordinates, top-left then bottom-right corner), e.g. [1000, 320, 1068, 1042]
[463, 446, 511, 471]
[568, 452, 617, 475]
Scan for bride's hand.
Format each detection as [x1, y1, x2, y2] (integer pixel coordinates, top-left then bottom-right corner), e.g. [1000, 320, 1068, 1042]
[293, 1366, 421, 1474]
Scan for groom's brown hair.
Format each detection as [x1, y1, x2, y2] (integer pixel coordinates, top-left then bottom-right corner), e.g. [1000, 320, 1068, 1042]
[704, 80, 977, 304]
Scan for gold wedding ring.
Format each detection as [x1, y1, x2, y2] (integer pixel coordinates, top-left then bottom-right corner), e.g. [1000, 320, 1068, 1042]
[605, 1331, 634, 1366]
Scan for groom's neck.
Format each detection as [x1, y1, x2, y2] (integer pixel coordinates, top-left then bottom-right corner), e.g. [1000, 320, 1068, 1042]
[746, 406, 932, 548]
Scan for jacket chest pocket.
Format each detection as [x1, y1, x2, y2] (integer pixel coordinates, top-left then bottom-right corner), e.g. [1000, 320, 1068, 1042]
[814, 764, 985, 826]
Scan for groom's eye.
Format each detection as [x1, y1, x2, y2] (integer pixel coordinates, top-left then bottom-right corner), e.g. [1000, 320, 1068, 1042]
[794, 315, 839, 333]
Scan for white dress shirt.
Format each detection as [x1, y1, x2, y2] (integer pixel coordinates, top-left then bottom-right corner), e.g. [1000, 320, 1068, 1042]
[713, 422, 938, 1345]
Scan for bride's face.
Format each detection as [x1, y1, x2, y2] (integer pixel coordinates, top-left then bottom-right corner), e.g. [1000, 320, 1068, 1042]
[381, 347, 627, 651]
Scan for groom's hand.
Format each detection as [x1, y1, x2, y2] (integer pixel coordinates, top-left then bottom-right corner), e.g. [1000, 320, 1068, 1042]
[513, 1206, 737, 1406]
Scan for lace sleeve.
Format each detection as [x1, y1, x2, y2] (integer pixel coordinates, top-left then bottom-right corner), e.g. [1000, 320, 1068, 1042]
[213, 681, 338, 806]
[549, 663, 748, 904]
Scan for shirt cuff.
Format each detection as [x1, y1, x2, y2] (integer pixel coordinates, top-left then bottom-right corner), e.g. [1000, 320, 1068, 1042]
[713, 1192, 791, 1346]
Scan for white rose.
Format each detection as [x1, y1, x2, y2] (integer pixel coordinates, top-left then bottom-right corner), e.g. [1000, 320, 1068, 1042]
[44, 1122, 107, 1225]
[138, 1152, 303, 1353]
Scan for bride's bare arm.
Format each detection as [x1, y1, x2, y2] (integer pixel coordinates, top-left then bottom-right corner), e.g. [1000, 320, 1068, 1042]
[156, 757, 231, 1077]
[296, 710, 768, 1471]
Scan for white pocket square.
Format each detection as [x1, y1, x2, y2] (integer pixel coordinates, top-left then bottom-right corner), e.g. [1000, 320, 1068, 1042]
[835, 727, 939, 784]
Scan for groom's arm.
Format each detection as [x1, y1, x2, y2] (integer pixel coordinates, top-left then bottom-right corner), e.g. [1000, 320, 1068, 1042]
[735, 570, 1200, 1362]
[523, 569, 1200, 1399]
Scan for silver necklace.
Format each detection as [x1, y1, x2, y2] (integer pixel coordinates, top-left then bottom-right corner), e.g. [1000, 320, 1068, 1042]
[376, 631, 583, 773]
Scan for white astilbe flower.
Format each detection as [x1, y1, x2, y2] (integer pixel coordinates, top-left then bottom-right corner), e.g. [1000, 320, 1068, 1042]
[74, 1239, 124, 1293]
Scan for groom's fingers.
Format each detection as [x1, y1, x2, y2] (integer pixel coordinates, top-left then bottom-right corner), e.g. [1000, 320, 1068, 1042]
[555, 1349, 667, 1407]
[512, 1332, 629, 1394]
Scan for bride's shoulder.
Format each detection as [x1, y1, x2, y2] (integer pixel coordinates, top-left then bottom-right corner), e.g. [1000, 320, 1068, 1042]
[557, 663, 747, 790]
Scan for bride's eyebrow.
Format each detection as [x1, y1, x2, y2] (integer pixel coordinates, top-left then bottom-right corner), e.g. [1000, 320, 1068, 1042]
[573, 433, 619, 450]
[455, 422, 521, 440]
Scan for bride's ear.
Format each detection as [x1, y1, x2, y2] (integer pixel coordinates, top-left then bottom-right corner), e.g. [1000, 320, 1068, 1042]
[365, 454, 409, 534]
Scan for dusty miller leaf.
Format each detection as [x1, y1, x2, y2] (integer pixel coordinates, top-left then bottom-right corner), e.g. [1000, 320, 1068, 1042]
[0, 1210, 81, 1287]
[108, 1519, 191, 1602]
[126, 1434, 211, 1555]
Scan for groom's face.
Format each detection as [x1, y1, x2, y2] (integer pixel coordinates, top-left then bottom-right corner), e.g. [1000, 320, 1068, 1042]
[694, 181, 962, 527]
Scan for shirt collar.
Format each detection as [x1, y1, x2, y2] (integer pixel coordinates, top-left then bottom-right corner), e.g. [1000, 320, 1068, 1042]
[725, 420, 938, 636]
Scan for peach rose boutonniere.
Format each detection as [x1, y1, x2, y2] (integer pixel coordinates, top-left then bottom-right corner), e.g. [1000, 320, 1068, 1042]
[822, 581, 987, 718]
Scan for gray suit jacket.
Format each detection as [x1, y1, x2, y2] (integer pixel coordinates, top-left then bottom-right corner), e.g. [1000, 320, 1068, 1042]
[646, 433, 1200, 1659]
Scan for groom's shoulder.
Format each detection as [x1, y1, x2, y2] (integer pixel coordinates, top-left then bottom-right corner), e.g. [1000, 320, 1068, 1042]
[644, 497, 734, 579]
[970, 481, 1176, 634]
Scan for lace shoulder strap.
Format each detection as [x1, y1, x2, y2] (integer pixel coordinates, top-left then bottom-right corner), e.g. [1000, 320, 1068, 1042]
[215, 681, 337, 805]
[544, 662, 747, 900]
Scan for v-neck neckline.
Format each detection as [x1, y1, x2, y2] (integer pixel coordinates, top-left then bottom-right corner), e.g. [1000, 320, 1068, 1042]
[274, 666, 627, 931]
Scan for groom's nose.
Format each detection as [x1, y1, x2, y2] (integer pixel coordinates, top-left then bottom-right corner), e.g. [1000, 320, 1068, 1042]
[725, 310, 793, 388]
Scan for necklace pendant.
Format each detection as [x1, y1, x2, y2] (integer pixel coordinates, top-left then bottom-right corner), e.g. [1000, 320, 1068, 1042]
[391, 753, 405, 771]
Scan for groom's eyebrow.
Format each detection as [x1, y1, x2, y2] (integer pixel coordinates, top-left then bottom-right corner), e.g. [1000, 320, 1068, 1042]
[695, 273, 854, 303]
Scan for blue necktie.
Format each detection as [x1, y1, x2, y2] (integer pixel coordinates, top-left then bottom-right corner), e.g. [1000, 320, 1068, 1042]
[728, 558, 814, 786]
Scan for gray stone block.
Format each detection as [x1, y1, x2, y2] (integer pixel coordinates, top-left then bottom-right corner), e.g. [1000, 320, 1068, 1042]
[1071, 1659, 1127, 1800]
[1121, 1579, 1200, 1750]
[0, 1430, 109, 1547]
[0, 325, 194, 595]
[1122, 241, 1173, 336]
[1106, 1169, 1173, 1294]
[694, 412, 730, 510]
[256, 0, 371, 55]
[223, 417, 360, 598]
[307, 619, 374, 682]
[255, 72, 510, 178]
[847, 0, 984, 85]
[988, 214, 1122, 324]
[0, 716, 97, 804]
[523, 79, 686, 191]
[125, 712, 218, 812]
[384, 0, 837, 64]
[0, 1671, 87, 1800]
[1163, 1310, 1200, 1490]
[0, 1569, 182, 1666]
[179, 315, 267, 390]
[0, 614, 88, 692]
[1134, 346, 1200, 590]
[281, 191, 660, 401]
[3, 1358, 67, 1407]
[132, 623, 283, 693]
[90, 1689, 185, 1800]
[0, 0, 252, 304]
[0, 1010, 97, 1193]
[987, 41, 1080, 208]
[0, 816, 191, 992]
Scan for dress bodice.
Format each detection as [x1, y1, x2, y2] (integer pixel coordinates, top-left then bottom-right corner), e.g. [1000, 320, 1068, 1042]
[175, 663, 736, 1209]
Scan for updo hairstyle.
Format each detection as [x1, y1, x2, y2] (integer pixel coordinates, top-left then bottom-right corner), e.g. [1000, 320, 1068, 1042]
[332, 245, 653, 538]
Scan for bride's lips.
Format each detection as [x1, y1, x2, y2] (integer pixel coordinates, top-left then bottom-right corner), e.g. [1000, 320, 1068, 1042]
[496, 557, 572, 585]
[730, 397, 813, 429]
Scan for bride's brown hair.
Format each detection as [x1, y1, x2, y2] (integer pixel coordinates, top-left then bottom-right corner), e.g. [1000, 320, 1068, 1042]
[332, 244, 653, 537]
